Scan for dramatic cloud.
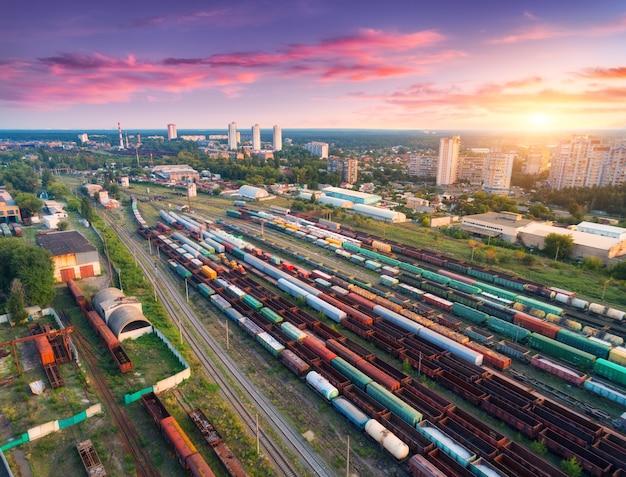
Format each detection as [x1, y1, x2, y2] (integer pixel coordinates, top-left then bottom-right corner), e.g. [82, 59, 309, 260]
[489, 14, 626, 44]
[349, 70, 626, 128]
[580, 66, 626, 79]
[0, 28, 451, 108]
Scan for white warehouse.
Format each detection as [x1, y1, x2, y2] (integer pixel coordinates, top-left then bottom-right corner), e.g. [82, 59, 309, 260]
[237, 185, 270, 200]
[351, 203, 407, 223]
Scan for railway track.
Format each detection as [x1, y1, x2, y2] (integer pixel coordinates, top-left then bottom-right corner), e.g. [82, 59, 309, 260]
[102, 212, 335, 477]
[59, 310, 160, 477]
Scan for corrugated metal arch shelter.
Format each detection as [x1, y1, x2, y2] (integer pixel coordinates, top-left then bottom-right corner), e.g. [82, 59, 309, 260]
[238, 185, 269, 199]
[92, 287, 152, 341]
[107, 306, 152, 341]
[92, 288, 125, 318]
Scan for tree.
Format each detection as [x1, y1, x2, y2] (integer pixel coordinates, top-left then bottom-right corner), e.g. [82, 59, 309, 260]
[543, 233, 574, 261]
[560, 457, 582, 477]
[468, 240, 483, 262]
[0, 239, 55, 306]
[81, 197, 95, 222]
[47, 181, 70, 200]
[1, 162, 39, 193]
[41, 169, 53, 189]
[6, 279, 27, 323]
[57, 220, 69, 231]
[610, 261, 626, 280]
[14, 193, 43, 219]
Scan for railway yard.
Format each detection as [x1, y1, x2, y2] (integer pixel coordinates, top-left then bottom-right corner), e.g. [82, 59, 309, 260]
[2, 181, 626, 477]
[127, 185, 626, 476]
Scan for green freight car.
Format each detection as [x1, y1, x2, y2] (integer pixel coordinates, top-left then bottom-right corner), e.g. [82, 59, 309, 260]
[486, 317, 529, 341]
[593, 359, 626, 386]
[528, 333, 596, 370]
[556, 329, 611, 359]
[451, 303, 488, 324]
[331, 357, 373, 390]
[365, 382, 422, 427]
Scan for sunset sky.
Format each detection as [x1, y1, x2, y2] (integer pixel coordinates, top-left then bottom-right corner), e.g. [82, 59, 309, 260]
[2, 1, 625, 131]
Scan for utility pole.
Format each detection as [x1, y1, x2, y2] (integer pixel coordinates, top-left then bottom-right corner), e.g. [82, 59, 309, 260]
[256, 414, 260, 454]
[346, 435, 350, 477]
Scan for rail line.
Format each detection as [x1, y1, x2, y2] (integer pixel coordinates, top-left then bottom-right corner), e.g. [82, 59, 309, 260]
[103, 212, 335, 477]
[59, 310, 160, 477]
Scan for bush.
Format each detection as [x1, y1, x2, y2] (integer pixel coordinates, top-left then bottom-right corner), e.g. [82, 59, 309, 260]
[581, 256, 603, 271]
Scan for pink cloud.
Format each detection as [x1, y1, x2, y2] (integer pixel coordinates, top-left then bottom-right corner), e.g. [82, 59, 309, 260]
[0, 28, 454, 109]
[489, 15, 626, 44]
[350, 73, 626, 122]
[580, 66, 626, 79]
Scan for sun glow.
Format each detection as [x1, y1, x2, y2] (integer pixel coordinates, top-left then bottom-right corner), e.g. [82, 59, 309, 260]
[531, 112, 550, 126]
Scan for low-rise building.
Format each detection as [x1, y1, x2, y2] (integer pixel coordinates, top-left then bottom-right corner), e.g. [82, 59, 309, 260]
[575, 221, 626, 240]
[519, 222, 626, 263]
[322, 186, 381, 205]
[36, 230, 102, 282]
[151, 164, 199, 182]
[460, 211, 533, 242]
[0, 188, 22, 224]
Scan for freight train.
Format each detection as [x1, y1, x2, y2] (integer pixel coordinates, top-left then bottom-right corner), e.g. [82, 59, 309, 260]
[129, 198, 626, 476]
[66, 279, 132, 373]
[236, 208, 626, 323]
[141, 392, 216, 477]
[223, 209, 626, 383]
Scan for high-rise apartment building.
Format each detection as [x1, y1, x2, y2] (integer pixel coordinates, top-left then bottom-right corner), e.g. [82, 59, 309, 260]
[524, 145, 550, 175]
[251, 124, 261, 151]
[167, 123, 177, 140]
[407, 155, 438, 178]
[228, 122, 238, 150]
[600, 144, 626, 187]
[458, 155, 486, 185]
[548, 136, 602, 189]
[483, 149, 514, 195]
[304, 141, 329, 159]
[273, 125, 282, 151]
[328, 158, 358, 184]
[436, 136, 461, 186]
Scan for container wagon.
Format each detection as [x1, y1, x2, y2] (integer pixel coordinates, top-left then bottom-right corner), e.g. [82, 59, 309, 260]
[141, 392, 215, 477]
[76, 439, 107, 477]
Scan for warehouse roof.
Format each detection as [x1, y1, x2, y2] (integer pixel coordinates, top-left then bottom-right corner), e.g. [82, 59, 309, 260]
[36, 230, 96, 256]
[521, 222, 621, 250]
[322, 186, 380, 201]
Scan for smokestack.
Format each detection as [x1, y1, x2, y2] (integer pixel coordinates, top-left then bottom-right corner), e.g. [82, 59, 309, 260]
[118, 122, 124, 149]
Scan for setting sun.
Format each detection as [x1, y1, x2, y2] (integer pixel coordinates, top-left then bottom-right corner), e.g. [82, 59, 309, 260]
[531, 113, 550, 126]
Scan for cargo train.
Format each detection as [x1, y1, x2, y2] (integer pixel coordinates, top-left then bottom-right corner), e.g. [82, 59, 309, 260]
[141, 392, 216, 477]
[66, 279, 133, 373]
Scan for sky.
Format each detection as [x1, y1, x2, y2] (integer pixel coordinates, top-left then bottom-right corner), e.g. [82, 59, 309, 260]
[1, 1, 625, 131]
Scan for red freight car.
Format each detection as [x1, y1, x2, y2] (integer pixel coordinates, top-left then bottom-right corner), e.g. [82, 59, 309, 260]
[513, 313, 560, 339]
[409, 454, 448, 477]
[34, 335, 55, 365]
[280, 349, 310, 376]
[346, 292, 376, 310]
[465, 342, 511, 371]
[161, 417, 198, 467]
[301, 336, 337, 364]
[422, 293, 453, 313]
[86, 311, 119, 349]
[66, 279, 87, 308]
[530, 355, 587, 386]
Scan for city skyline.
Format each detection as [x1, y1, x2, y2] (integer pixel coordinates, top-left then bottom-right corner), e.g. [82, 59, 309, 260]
[2, 1, 625, 131]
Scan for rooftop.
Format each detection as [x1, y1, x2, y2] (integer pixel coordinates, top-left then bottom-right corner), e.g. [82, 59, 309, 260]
[462, 211, 533, 228]
[0, 188, 16, 205]
[577, 221, 626, 235]
[521, 222, 622, 250]
[322, 186, 380, 200]
[36, 230, 96, 256]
